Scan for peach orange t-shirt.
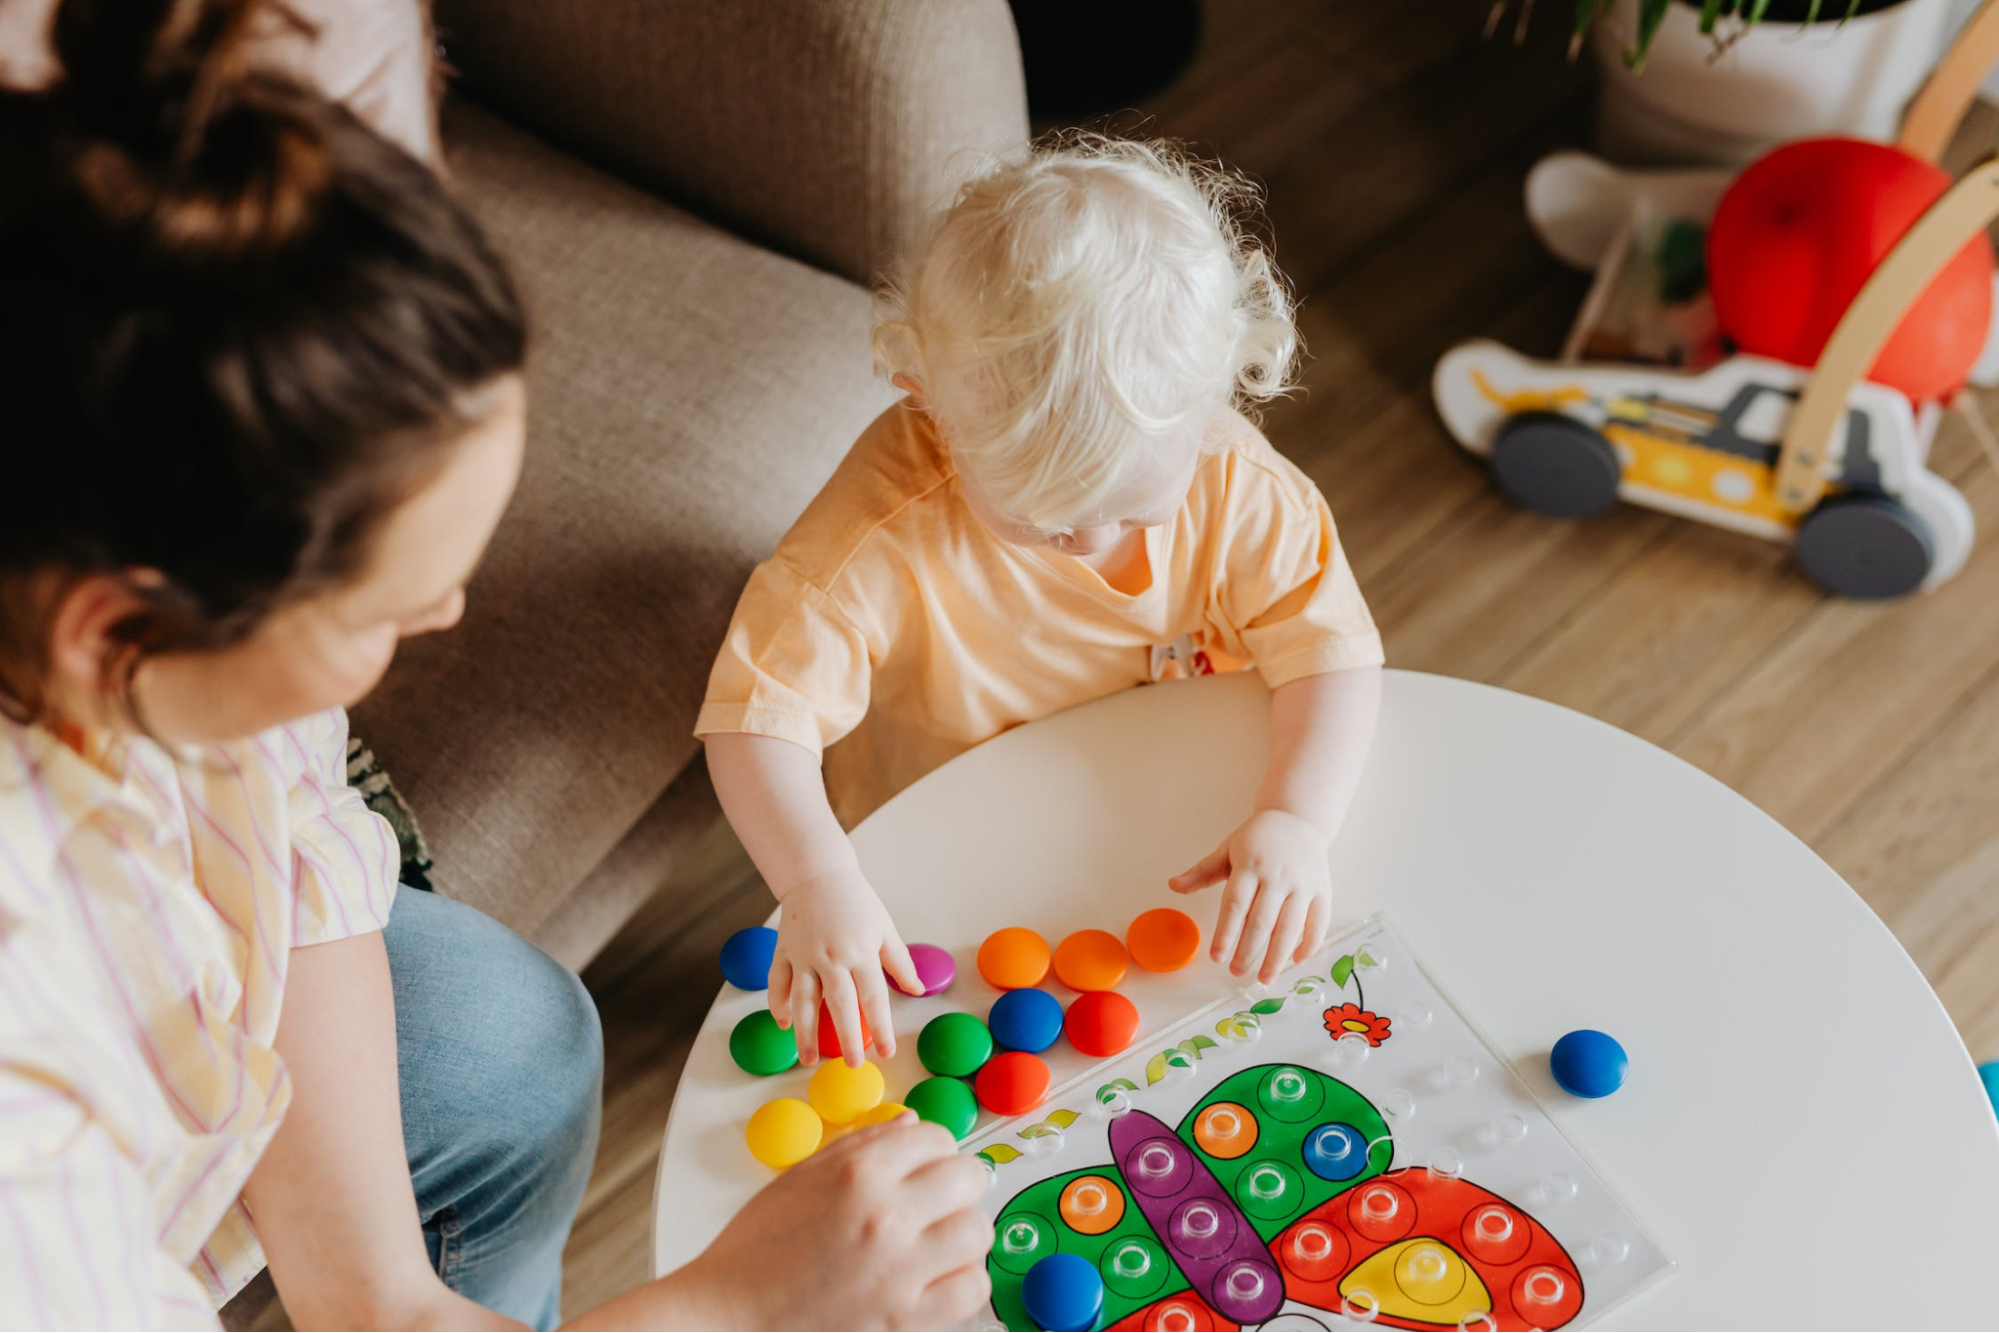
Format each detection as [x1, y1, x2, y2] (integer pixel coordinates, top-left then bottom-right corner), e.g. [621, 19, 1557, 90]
[695, 401, 1383, 826]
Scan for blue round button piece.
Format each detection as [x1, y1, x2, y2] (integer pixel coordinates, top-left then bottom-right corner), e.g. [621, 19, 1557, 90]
[1979, 1061, 1999, 1119]
[719, 926, 778, 992]
[1551, 1029, 1627, 1098]
[1301, 1121, 1368, 1181]
[1021, 1252, 1103, 1333]
[989, 987, 1065, 1054]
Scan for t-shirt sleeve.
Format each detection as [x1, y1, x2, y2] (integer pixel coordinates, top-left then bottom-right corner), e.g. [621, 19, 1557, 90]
[284, 710, 398, 948]
[1204, 446, 1385, 688]
[695, 557, 874, 758]
[0, 1062, 219, 1330]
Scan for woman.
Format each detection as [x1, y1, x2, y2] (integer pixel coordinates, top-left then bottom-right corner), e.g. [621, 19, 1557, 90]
[0, 0, 992, 1327]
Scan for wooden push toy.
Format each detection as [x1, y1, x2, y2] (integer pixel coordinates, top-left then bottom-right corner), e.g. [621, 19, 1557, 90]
[1432, 0, 1999, 600]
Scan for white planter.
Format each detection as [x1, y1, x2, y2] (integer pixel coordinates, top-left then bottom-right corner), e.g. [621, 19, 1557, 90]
[1593, 0, 1955, 164]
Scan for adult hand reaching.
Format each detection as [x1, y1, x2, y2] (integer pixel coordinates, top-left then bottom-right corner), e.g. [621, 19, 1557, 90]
[641, 1114, 994, 1331]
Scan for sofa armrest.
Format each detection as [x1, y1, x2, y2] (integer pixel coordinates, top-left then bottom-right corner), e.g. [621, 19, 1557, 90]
[433, 0, 1029, 286]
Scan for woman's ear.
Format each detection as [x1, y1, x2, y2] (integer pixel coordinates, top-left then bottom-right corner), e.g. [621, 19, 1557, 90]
[45, 573, 159, 717]
[890, 372, 931, 411]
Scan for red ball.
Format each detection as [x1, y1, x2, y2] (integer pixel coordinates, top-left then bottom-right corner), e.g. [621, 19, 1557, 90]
[1065, 991, 1141, 1057]
[1707, 137, 1993, 402]
[975, 1051, 1051, 1116]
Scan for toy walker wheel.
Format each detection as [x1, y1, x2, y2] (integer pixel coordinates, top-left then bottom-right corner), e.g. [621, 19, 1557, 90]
[1794, 495, 1935, 600]
[1488, 413, 1622, 519]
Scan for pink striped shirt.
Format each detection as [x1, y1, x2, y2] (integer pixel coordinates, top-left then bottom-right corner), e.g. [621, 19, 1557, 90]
[0, 708, 397, 1328]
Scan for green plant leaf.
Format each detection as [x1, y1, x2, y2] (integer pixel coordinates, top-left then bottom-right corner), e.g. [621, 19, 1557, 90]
[1331, 955, 1356, 989]
[1250, 997, 1286, 1016]
[1698, 0, 1725, 34]
[1145, 1052, 1168, 1085]
[1632, 0, 1673, 67]
[979, 1144, 1022, 1165]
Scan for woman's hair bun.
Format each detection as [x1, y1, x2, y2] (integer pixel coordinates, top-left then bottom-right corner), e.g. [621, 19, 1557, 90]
[43, 0, 331, 263]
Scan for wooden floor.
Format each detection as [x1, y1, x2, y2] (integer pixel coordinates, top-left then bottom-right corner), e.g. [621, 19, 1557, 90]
[345, 2, 1999, 1321]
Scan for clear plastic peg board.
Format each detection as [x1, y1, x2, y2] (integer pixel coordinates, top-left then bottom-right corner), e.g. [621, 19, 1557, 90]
[967, 917, 1672, 1331]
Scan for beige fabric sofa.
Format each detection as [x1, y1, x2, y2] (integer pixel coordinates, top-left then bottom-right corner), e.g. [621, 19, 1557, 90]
[352, 2, 1029, 969]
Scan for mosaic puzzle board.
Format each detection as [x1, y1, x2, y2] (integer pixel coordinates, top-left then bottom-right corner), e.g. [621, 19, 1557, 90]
[966, 918, 1672, 1330]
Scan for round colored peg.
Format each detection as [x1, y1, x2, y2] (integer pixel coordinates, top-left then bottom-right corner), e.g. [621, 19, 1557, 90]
[1065, 990, 1141, 1057]
[1053, 929, 1129, 992]
[851, 1101, 910, 1129]
[808, 1058, 885, 1125]
[745, 1098, 821, 1169]
[918, 1012, 994, 1077]
[1550, 1029, 1627, 1098]
[1023, 1255, 1103, 1327]
[718, 926, 777, 991]
[1021, 1252, 1104, 1333]
[1127, 907, 1201, 972]
[888, 943, 956, 997]
[905, 1075, 979, 1140]
[989, 987, 1065, 1053]
[975, 1050, 1052, 1116]
[977, 927, 1051, 989]
[728, 1009, 798, 1076]
[815, 1001, 872, 1061]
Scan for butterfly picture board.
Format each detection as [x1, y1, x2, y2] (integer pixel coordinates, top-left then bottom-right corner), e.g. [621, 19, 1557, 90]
[965, 917, 1673, 1331]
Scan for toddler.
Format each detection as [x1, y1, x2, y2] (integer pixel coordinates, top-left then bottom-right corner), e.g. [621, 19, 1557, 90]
[698, 137, 1383, 1066]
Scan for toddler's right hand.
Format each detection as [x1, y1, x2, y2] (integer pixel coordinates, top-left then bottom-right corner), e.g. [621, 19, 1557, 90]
[770, 867, 921, 1066]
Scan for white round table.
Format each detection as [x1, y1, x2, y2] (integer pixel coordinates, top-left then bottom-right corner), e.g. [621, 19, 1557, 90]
[653, 670, 1999, 1327]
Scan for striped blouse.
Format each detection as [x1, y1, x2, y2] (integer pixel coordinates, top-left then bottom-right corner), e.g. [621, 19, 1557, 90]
[0, 708, 397, 1328]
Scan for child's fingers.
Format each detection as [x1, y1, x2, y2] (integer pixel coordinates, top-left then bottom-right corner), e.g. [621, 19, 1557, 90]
[1296, 895, 1329, 964]
[767, 953, 795, 1027]
[821, 970, 868, 1069]
[1260, 893, 1310, 985]
[791, 969, 822, 1065]
[858, 966, 898, 1060]
[1170, 841, 1231, 894]
[1230, 880, 1288, 978]
[1209, 868, 1258, 964]
[881, 932, 923, 999]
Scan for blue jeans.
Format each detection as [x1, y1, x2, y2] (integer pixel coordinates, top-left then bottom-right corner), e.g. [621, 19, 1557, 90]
[382, 886, 603, 1330]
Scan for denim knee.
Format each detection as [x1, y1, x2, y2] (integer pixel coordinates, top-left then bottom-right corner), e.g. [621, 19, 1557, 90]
[388, 888, 603, 1218]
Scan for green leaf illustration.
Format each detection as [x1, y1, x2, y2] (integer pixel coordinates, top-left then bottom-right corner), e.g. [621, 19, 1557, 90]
[1107, 1077, 1139, 1094]
[1250, 997, 1286, 1015]
[979, 1144, 1022, 1165]
[1331, 954, 1356, 989]
[1187, 1035, 1218, 1053]
[1165, 1048, 1196, 1070]
[1043, 1108, 1080, 1130]
[1145, 1052, 1168, 1085]
[1020, 1120, 1062, 1140]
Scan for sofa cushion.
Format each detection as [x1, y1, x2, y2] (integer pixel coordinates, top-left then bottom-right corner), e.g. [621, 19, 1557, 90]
[352, 100, 894, 944]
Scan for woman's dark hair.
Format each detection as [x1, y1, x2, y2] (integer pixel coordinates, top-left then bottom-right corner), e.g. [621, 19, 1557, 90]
[0, 0, 525, 724]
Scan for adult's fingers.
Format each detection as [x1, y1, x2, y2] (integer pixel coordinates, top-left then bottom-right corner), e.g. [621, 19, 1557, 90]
[790, 968, 822, 1065]
[767, 953, 795, 1028]
[899, 1146, 993, 1224]
[881, 931, 922, 999]
[1209, 867, 1257, 964]
[1261, 893, 1310, 984]
[858, 966, 898, 1060]
[1297, 894, 1330, 963]
[1170, 840, 1231, 894]
[1230, 879, 1288, 978]
[821, 969, 867, 1068]
[905, 1263, 993, 1333]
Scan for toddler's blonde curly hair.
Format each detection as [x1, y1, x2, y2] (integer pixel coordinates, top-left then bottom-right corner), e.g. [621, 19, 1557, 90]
[873, 134, 1298, 533]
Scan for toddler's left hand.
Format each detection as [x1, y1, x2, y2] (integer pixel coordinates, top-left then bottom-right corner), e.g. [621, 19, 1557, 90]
[1169, 809, 1332, 983]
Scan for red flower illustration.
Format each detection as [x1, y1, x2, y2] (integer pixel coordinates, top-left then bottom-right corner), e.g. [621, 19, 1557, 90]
[1323, 1003, 1391, 1046]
